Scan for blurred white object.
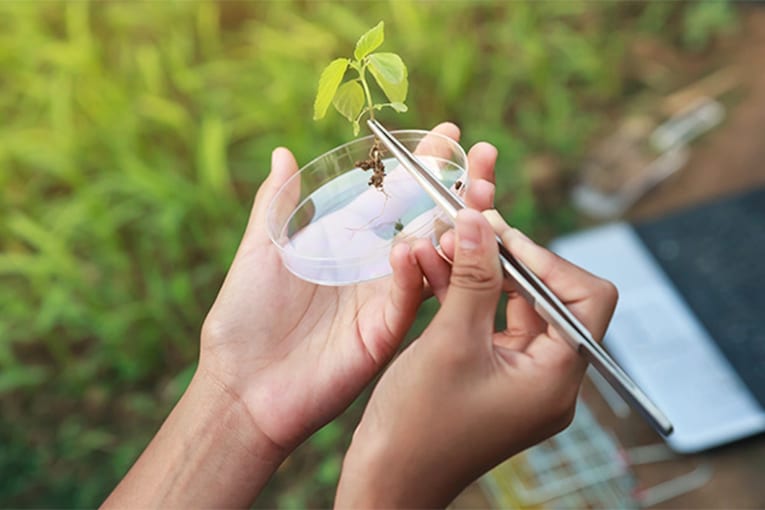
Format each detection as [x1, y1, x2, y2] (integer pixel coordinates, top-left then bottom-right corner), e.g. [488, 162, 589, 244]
[572, 147, 689, 219]
[573, 98, 725, 220]
[650, 98, 725, 153]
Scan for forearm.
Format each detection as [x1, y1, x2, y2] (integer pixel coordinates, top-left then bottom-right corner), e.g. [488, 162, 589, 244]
[102, 368, 286, 509]
[337, 449, 459, 509]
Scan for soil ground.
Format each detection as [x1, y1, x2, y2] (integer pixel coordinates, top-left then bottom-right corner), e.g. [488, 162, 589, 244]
[630, 7, 765, 220]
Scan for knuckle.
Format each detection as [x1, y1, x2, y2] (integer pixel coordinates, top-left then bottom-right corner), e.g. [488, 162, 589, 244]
[536, 374, 580, 435]
[200, 315, 223, 343]
[450, 256, 501, 292]
[596, 278, 619, 307]
[541, 383, 579, 433]
[200, 309, 234, 345]
[550, 401, 577, 433]
[439, 342, 474, 368]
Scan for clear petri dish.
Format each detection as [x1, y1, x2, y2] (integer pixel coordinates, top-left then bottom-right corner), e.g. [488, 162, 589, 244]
[267, 130, 468, 285]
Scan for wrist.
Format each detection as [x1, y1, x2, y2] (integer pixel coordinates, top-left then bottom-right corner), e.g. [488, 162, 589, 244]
[336, 417, 461, 509]
[103, 367, 287, 508]
[191, 365, 288, 466]
[336, 424, 398, 508]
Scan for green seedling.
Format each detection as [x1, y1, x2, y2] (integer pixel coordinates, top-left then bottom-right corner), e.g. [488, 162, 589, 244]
[313, 20, 408, 134]
[313, 21, 408, 190]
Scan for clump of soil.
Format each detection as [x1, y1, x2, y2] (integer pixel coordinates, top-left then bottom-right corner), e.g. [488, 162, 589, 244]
[356, 138, 386, 191]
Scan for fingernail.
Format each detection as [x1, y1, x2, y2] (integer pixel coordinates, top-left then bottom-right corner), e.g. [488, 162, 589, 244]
[406, 243, 417, 266]
[271, 147, 285, 166]
[456, 210, 481, 250]
[437, 230, 455, 263]
[392, 242, 414, 265]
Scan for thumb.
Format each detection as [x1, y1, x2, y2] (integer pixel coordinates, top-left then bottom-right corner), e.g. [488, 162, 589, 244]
[243, 147, 300, 248]
[439, 209, 503, 337]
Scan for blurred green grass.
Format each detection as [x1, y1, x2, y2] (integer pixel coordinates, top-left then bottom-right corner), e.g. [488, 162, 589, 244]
[0, 1, 735, 507]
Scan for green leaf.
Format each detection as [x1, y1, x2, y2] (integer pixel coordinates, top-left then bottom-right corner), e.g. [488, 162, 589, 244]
[354, 21, 384, 61]
[332, 80, 365, 123]
[313, 58, 349, 120]
[367, 52, 408, 104]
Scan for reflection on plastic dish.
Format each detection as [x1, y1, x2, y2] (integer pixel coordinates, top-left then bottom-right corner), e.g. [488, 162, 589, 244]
[266, 131, 467, 285]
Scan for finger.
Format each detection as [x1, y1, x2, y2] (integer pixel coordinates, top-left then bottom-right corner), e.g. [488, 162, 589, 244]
[465, 178, 496, 211]
[444, 213, 528, 300]
[504, 290, 546, 336]
[439, 229, 455, 264]
[495, 218, 618, 379]
[494, 292, 545, 352]
[245, 147, 300, 247]
[499, 226, 618, 342]
[436, 228, 517, 296]
[412, 122, 461, 158]
[439, 228, 510, 298]
[482, 210, 548, 343]
[429, 121, 461, 143]
[467, 142, 497, 185]
[436, 209, 503, 342]
[483, 209, 618, 367]
[409, 123, 462, 192]
[378, 243, 425, 362]
[438, 212, 545, 353]
[420, 281, 436, 301]
[466, 210, 544, 350]
[412, 238, 451, 303]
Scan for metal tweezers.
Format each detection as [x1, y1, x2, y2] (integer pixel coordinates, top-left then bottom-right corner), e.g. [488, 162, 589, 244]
[367, 119, 673, 436]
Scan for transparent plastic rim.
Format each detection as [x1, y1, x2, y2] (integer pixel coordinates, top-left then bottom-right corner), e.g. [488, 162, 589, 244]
[266, 129, 468, 263]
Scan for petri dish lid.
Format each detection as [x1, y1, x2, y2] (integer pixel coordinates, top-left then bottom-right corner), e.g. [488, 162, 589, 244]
[267, 130, 467, 285]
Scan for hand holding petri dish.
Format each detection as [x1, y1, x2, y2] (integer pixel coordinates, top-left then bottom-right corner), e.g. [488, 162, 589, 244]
[266, 130, 467, 285]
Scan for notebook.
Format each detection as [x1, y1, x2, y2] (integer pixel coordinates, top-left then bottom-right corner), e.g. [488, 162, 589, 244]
[551, 188, 765, 453]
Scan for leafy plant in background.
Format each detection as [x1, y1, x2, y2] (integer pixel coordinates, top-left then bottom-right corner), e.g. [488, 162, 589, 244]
[683, 1, 737, 51]
[0, 1, 738, 507]
[636, 1, 736, 51]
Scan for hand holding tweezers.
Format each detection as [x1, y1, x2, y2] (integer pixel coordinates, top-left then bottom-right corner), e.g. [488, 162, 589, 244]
[367, 119, 673, 437]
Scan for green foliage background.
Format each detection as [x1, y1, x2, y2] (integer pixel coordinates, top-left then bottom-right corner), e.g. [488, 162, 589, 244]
[0, 1, 734, 507]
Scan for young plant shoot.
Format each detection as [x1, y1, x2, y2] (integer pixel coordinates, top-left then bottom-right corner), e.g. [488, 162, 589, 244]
[313, 21, 408, 190]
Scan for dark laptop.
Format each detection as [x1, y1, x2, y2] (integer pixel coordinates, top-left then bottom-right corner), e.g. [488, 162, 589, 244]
[552, 188, 765, 452]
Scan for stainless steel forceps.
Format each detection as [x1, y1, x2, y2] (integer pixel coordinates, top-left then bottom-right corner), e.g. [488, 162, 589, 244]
[367, 119, 673, 437]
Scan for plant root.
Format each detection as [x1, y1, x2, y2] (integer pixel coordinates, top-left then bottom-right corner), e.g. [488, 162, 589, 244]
[355, 138, 386, 192]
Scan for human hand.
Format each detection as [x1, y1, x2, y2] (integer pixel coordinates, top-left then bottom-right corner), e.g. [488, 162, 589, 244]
[336, 172, 618, 507]
[105, 123, 503, 510]
[104, 124, 500, 509]
[198, 123, 496, 459]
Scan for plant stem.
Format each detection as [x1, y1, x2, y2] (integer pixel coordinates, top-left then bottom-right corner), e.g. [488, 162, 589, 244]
[358, 64, 376, 121]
